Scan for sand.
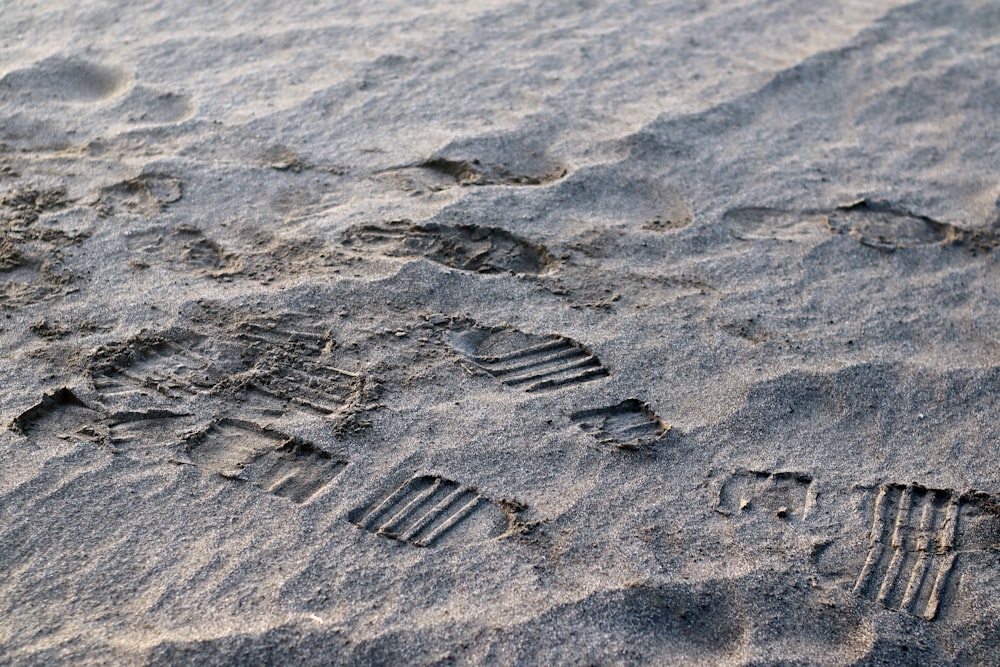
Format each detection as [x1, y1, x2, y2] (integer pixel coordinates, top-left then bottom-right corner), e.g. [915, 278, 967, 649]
[2, 0, 1000, 664]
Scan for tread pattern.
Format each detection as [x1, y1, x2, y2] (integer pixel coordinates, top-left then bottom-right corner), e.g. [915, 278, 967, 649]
[570, 399, 667, 449]
[186, 419, 345, 504]
[450, 326, 608, 393]
[853, 484, 959, 620]
[349, 473, 501, 547]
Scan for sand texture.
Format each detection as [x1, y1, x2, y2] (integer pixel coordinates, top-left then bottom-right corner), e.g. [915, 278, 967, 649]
[3, 1, 1000, 664]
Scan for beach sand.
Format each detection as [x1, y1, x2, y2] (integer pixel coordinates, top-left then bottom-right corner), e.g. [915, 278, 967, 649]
[3, 1, 1000, 664]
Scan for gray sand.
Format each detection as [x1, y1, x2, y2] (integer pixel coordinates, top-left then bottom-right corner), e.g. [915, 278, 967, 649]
[2, 1, 1000, 664]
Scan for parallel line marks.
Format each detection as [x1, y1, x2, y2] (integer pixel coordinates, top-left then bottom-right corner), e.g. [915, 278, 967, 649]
[350, 474, 496, 547]
[854, 483, 962, 620]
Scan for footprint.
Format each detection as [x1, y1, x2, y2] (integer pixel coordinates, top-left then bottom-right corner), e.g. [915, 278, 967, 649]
[232, 318, 333, 356]
[411, 156, 567, 187]
[2, 187, 70, 229]
[716, 470, 815, 522]
[229, 317, 367, 417]
[184, 419, 345, 503]
[111, 85, 194, 125]
[852, 483, 1000, 620]
[96, 175, 182, 217]
[348, 472, 509, 547]
[90, 320, 369, 421]
[244, 364, 363, 417]
[92, 334, 222, 404]
[107, 410, 196, 453]
[727, 200, 1000, 253]
[125, 225, 237, 275]
[10, 388, 103, 443]
[1, 187, 82, 309]
[342, 221, 555, 275]
[0, 236, 24, 272]
[0, 252, 74, 310]
[12, 392, 346, 505]
[722, 207, 828, 243]
[448, 323, 609, 393]
[12, 395, 202, 459]
[570, 399, 668, 449]
[0, 55, 130, 104]
[827, 200, 957, 251]
[241, 440, 347, 504]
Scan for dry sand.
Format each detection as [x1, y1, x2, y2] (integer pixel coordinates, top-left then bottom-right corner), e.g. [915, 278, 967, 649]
[2, 1, 1000, 664]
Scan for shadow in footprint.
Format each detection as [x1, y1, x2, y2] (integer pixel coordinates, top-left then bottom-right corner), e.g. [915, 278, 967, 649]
[486, 580, 749, 665]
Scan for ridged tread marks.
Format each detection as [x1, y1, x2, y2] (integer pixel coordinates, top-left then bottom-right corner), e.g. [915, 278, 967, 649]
[90, 318, 358, 416]
[449, 325, 609, 393]
[349, 473, 502, 547]
[92, 337, 219, 401]
[853, 484, 960, 620]
[570, 399, 667, 449]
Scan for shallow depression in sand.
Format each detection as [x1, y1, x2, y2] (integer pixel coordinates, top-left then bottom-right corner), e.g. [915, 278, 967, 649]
[0, 55, 131, 104]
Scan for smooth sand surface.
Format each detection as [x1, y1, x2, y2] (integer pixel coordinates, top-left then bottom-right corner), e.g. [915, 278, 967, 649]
[3, 1, 1000, 664]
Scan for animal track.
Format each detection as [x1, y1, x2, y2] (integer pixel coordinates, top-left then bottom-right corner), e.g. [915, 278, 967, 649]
[449, 325, 609, 392]
[570, 399, 668, 449]
[342, 221, 554, 275]
[349, 473, 506, 547]
[851, 483, 1000, 620]
[716, 470, 814, 521]
[185, 419, 345, 504]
